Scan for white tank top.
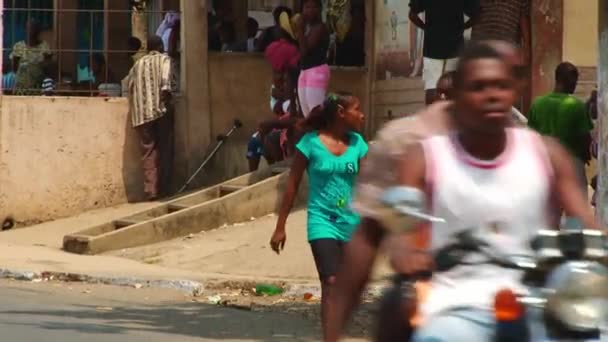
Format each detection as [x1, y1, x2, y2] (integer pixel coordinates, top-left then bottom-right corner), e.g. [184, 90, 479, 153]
[419, 128, 553, 318]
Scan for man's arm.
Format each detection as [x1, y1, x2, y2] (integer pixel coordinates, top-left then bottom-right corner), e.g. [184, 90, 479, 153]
[408, 0, 426, 30]
[463, 0, 480, 30]
[325, 143, 427, 342]
[545, 137, 599, 230]
[408, 10, 426, 30]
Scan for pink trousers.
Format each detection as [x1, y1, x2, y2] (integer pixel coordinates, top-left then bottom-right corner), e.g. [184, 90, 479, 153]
[298, 64, 330, 117]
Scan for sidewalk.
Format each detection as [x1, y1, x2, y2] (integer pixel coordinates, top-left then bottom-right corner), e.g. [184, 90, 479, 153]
[107, 210, 391, 282]
[1, 201, 159, 249]
[0, 206, 391, 294]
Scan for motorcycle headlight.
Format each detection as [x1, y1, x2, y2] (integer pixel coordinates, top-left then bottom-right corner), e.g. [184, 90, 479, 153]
[545, 261, 608, 331]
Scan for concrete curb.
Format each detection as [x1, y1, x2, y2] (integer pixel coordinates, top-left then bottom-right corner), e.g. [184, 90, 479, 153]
[0, 268, 205, 296]
[0, 267, 388, 300]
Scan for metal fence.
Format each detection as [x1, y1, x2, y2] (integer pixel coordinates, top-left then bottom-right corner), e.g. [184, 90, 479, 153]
[2, 1, 180, 97]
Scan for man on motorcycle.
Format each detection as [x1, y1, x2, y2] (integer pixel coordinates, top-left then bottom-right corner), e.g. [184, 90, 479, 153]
[325, 41, 599, 341]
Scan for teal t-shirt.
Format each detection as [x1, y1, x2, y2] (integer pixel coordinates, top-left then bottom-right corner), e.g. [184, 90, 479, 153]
[528, 92, 593, 160]
[296, 131, 369, 242]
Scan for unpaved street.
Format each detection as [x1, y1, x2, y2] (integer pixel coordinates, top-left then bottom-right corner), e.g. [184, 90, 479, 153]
[0, 279, 369, 341]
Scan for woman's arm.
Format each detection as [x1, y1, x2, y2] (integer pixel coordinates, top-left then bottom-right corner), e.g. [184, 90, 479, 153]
[270, 151, 308, 253]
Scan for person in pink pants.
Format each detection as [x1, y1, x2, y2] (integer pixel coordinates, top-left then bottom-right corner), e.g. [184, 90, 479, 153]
[296, 0, 331, 117]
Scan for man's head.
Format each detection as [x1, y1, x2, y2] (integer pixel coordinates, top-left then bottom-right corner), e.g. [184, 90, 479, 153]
[247, 17, 259, 39]
[26, 19, 42, 43]
[147, 35, 164, 53]
[218, 22, 236, 45]
[127, 36, 142, 56]
[452, 42, 517, 136]
[555, 62, 579, 95]
[303, 0, 322, 23]
[484, 40, 527, 92]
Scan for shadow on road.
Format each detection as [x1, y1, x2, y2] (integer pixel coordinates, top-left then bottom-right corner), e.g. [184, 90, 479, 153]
[0, 300, 368, 341]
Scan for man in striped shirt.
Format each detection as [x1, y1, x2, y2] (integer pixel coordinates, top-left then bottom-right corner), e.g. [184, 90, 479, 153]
[471, 0, 531, 47]
[128, 35, 174, 201]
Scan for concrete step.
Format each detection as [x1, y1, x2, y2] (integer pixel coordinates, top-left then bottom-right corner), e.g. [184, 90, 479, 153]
[63, 160, 308, 255]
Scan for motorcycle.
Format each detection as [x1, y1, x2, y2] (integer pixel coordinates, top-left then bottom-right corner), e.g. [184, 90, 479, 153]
[374, 186, 608, 341]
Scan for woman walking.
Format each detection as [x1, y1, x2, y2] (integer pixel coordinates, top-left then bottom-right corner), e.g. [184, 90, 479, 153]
[297, 0, 331, 117]
[270, 93, 367, 339]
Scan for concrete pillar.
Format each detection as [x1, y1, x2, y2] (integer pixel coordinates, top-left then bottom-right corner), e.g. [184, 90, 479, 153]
[131, 0, 148, 52]
[174, 0, 212, 188]
[597, 1, 608, 224]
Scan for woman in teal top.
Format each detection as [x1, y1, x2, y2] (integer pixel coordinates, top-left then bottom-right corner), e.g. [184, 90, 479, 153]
[270, 93, 368, 337]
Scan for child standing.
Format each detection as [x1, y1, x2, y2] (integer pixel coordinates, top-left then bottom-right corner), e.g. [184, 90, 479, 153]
[270, 93, 367, 338]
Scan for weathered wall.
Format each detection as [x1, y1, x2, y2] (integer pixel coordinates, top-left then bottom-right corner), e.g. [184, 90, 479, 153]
[531, 0, 564, 99]
[563, 0, 598, 100]
[203, 53, 369, 184]
[0, 96, 142, 225]
[563, 0, 598, 67]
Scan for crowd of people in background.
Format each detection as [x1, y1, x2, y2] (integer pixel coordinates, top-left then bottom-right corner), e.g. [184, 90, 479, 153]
[207, 0, 365, 66]
[246, 0, 335, 173]
[2, 10, 181, 98]
[256, 1, 601, 341]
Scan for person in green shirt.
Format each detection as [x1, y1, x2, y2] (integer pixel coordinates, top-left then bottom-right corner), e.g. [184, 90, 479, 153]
[528, 62, 593, 198]
[270, 93, 367, 339]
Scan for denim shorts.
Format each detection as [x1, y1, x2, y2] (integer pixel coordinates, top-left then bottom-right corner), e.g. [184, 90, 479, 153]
[246, 133, 263, 159]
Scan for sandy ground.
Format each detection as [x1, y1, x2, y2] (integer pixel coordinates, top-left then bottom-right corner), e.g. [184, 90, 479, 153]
[107, 210, 391, 283]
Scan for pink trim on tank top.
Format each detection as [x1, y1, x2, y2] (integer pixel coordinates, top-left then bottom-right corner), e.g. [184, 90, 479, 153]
[449, 129, 515, 169]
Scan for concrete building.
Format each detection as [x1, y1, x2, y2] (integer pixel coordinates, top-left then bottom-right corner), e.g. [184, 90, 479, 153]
[0, 0, 599, 227]
[0, 0, 380, 226]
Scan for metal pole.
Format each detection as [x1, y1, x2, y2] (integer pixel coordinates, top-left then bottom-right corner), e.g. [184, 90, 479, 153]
[597, 0, 608, 225]
[177, 119, 243, 194]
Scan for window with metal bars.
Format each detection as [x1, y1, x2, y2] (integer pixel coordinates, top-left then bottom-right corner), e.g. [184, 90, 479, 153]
[2, 0, 181, 97]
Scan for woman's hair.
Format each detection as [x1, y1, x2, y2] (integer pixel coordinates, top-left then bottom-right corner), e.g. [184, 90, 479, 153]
[301, 92, 354, 131]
